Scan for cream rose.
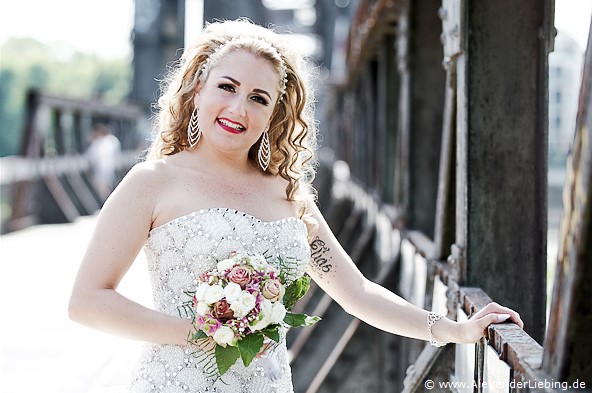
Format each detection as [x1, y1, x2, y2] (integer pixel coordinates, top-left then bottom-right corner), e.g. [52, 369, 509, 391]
[223, 282, 242, 302]
[230, 292, 256, 318]
[204, 285, 224, 305]
[195, 283, 209, 302]
[195, 301, 209, 316]
[249, 255, 268, 271]
[270, 302, 287, 324]
[261, 279, 284, 302]
[213, 326, 235, 346]
[250, 299, 273, 331]
[217, 258, 236, 272]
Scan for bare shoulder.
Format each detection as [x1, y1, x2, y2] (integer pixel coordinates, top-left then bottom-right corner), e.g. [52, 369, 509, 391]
[99, 159, 172, 227]
[263, 174, 310, 218]
[114, 160, 168, 202]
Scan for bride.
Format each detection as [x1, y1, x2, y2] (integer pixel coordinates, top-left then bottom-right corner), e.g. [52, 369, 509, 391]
[69, 19, 523, 392]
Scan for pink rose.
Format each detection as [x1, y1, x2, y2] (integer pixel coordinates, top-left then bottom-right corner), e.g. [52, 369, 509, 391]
[227, 266, 253, 288]
[261, 279, 283, 302]
[212, 300, 234, 321]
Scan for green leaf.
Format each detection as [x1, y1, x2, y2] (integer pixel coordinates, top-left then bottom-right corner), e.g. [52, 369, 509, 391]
[303, 315, 321, 327]
[284, 312, 321, 328]
[237, 333, 264, 368]
[283, 312, 307, 327]
[190, 329, 207, 342]
[283, 275, 311, 310]
[261, 325, 281, 342]
[215, 345, 240, 375]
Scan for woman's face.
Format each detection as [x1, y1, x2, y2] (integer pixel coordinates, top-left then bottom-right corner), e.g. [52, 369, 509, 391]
[194, 49, 279, 155]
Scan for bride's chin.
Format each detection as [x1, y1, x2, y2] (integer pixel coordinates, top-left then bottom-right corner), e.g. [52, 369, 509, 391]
[200, 138, 255, 157]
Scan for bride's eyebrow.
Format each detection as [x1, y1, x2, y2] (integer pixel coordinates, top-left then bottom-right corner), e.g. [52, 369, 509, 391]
[220, 76, 272, 100]
[253, 88, 271, 100]
[221, 76, 241, 85]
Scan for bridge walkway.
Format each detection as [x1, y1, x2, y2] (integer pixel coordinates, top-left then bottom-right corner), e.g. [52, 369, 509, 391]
[1, 215, 149, 393]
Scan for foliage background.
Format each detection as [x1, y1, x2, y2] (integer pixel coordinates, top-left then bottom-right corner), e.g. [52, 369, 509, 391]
[0, 37, 132, 157]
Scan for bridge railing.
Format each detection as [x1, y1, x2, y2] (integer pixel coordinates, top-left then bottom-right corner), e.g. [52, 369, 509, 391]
[290, 159, 558, 392]
[287, 0, 590, 391]
[0, 90, 145, 233]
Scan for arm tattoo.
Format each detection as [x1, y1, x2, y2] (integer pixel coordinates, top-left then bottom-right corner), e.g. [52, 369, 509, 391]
[310, 236, 333, 276]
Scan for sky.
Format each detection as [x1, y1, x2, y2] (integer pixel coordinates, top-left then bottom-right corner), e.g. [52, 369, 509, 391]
[0, 0, 135, 58]
[0, 0, 590, 58]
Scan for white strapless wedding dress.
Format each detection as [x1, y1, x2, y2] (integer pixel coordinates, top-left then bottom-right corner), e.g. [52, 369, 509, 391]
[129, 208, 310, 393]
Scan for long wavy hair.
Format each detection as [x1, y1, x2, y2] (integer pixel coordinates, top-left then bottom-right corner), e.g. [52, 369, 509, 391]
[146, 19, 318, 214]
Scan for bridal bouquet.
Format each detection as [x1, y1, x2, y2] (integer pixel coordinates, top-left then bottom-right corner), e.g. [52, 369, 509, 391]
[178, 251, 320, 377]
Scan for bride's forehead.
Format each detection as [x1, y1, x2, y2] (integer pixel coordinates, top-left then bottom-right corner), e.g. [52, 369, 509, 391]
[208, 51, 279, 85]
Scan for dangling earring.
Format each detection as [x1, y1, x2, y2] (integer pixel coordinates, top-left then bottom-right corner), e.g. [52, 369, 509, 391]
[258, 127, 271, 171]
[187, 106, 201, 148]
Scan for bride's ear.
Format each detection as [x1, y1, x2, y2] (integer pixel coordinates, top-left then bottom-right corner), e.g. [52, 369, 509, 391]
[193, 81, 204, 105]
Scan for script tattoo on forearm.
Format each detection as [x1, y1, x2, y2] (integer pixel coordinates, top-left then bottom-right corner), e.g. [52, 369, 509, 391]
[310, 237, 333, 276]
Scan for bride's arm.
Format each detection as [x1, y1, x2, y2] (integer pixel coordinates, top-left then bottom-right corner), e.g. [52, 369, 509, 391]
[68, 163, 192, 346]
[305, 202, 524, 344]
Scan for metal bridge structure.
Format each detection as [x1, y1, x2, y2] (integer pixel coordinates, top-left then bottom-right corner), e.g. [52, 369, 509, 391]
[0, 90, 143, 233]
[1, 0, 591, 392]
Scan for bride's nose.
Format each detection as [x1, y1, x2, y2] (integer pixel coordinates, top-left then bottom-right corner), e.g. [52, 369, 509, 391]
[228, 95, 247, 117]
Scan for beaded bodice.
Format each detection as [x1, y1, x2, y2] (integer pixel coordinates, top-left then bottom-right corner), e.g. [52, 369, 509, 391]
[130, 208, 310, 393]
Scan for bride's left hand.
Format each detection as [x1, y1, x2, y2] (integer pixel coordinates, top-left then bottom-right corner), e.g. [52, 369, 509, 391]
[460, 302, 524, 343]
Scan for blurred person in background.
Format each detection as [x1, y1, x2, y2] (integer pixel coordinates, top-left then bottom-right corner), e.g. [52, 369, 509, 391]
[86, 123, 121, 201]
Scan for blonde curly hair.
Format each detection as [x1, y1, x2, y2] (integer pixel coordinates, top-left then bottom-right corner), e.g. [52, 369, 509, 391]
[146, 19, 318, 211]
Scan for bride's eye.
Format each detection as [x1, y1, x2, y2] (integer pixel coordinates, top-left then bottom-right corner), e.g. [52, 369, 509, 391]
[218, 83, 235, 92]
[251, 95, 269, 106]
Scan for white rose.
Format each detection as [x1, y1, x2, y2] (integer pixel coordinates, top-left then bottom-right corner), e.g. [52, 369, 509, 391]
[270, 302, 287, 324]
[230, 292, 256, 317]
[195, 301, 209, 316]
[217, 258, 236, 272]
[231, 305, 248, 319]
[213, 326, 235, 346]
[195, 283, 209, 302]
[223, 282, 242, 303]
[251, 314, 272, 331]
[204, 285, 224, 305]
[250, 255, 268, 271]
[250, 299, 273, 331]
[259, 299, 273, 317]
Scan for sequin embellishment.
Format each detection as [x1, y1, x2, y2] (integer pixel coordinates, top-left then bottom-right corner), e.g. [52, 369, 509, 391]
[129, 208, 309, 393]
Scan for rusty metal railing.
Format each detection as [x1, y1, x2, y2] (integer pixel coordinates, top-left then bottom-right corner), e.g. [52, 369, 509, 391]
[1, 90, 144, 233]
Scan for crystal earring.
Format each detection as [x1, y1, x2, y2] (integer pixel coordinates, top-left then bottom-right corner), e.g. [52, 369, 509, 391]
[258, 127, 271, 171]
[187, 106, 201, 148]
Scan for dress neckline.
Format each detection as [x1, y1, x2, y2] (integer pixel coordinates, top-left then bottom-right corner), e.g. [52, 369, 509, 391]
[149, 207, 304, 235]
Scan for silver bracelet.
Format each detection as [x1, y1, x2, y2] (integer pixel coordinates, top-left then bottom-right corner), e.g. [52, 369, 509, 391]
[427, 312, 448, 347]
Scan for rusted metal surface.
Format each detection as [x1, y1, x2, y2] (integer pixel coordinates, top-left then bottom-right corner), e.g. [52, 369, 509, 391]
[344, 0, 402, 87]
[458, 288, 577, 393]
[407, 1, 447, 239]
[458, 0, 551, 344]
[433, 71, 456, 261]
[543, 17, 592, 385]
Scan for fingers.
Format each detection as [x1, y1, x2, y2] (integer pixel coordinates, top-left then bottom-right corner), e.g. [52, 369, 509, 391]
[475, 302, 524, 329]
[255, 341, 274, 358]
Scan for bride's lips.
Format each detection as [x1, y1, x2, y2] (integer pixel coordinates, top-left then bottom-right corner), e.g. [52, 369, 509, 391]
[217, 118, 246, 134]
